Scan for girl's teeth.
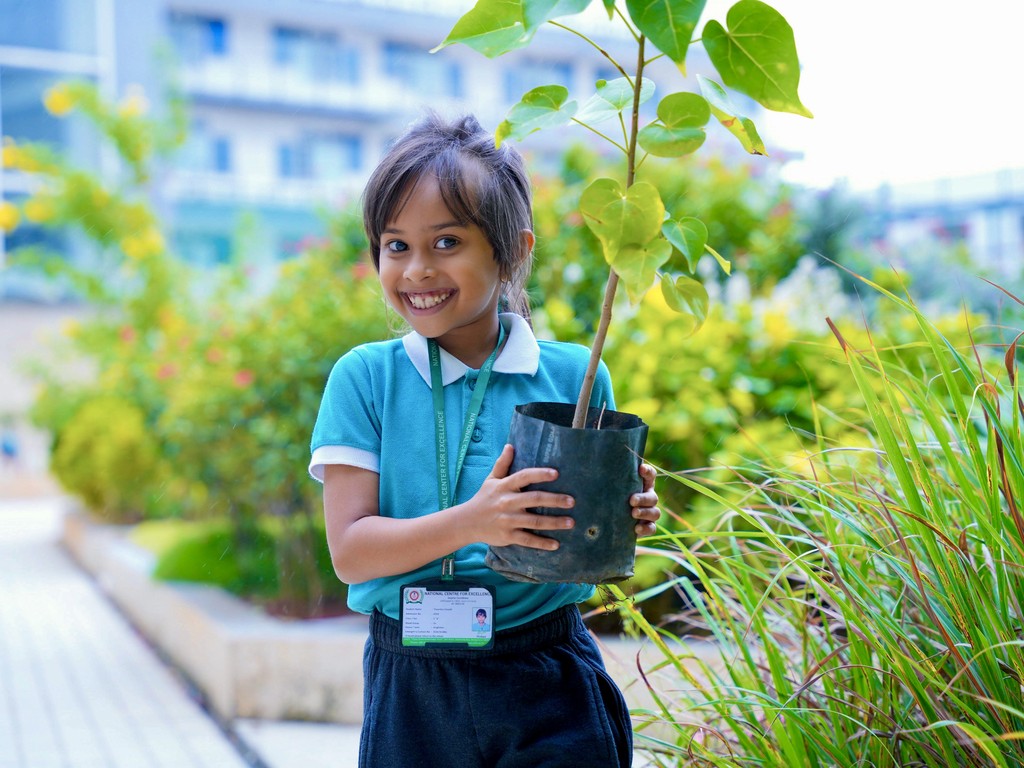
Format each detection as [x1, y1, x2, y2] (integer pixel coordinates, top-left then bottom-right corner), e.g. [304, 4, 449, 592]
[408, 292, 451, 309]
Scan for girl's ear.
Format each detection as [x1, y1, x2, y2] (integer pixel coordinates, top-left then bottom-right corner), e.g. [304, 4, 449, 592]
[518, 229, 535, 260]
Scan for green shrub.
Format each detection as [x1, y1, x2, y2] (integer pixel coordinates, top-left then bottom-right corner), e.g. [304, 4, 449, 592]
[49, 395, 168, 522]
[153, 524, 279, 597]
[148, 517, 347, 610]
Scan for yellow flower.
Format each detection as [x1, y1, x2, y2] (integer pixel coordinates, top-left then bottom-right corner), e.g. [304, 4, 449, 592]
[158, 307, 186, 337]
[121, 227, 164, 260]
[62, 319, 81, 338]
[1, 141, 43, 172]
[2, 142, 21, 169]
[0, 201, 20, 233]
[43, 84, 76, 117]
[117, 85, 149, 117]
[91, 188, 111, 209]
[23, 197, 55, 223]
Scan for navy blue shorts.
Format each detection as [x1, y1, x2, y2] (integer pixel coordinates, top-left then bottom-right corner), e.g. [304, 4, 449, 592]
[360, 604, 633, 767]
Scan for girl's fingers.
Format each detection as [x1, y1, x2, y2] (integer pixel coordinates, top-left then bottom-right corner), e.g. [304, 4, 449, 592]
[508, 465, 560, 490]
[634, 521, 657, 537]
[519, 490, 574, 509]
[520, 511, 574, 530]
[632, 505, 660, 522]
[630, 490, 658, 509]
[489, 444, 516, 479]
[514, 531, 561, 551]
[639, 462, 656, 492]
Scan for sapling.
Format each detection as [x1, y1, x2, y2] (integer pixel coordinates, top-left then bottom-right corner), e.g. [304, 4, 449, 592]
[436, 0, 812, 427]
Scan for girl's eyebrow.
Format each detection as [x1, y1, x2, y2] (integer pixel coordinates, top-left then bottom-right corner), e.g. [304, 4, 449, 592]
[383, 220, 465, 235]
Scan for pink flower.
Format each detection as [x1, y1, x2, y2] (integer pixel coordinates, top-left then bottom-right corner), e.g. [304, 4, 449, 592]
[206, 347, 225, 364]
[156, 363, 177, 380]
[119, 326, 136, 344]
[233, 369, 254, 388]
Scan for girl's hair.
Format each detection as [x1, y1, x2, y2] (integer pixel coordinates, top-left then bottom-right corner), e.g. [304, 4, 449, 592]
[362, 112, 534, 321]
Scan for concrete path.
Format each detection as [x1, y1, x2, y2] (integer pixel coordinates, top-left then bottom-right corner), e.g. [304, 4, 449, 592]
[0, 496, 255, 768]
[0, 492, 674, 768]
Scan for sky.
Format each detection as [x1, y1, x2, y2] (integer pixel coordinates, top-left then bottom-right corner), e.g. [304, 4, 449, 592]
[704, 0, 1024, 190]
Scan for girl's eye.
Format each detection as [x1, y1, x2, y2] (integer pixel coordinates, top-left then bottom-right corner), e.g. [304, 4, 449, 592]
[436, 236, 459, 250]
[385, 240, 408, 253]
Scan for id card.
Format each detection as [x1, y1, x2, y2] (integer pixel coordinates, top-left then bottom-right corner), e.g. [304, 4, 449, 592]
[399, 582, 495, 649]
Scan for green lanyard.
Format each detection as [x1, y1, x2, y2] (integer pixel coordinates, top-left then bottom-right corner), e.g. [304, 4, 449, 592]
[429, 320, 506, 580]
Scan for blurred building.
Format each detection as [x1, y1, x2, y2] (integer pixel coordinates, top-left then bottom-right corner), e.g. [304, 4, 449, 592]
[2, 0, 684, 299]
[863, 169, 1024, 280]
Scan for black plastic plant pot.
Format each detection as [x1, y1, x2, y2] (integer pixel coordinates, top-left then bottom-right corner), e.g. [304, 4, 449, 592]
[484, 401, 649, 584]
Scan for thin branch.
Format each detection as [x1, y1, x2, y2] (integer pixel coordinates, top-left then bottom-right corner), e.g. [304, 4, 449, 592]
[570, 118, 628, 154]
[548, 21, 632, 85]
[644, 52, 666, 67]
[573, 36, 647, 429]
[613, 4, 641, 43]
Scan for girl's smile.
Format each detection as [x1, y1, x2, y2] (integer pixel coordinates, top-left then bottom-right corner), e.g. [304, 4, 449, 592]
[379, 174, 503, 367]
[403, 288, 454, 311]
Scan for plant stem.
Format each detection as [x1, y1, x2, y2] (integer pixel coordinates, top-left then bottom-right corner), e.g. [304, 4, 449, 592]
[569, 118, 627, 154]
[573, 35, 647, 429]
[613, 5, 641, 43]
[548, 21, 632, 85]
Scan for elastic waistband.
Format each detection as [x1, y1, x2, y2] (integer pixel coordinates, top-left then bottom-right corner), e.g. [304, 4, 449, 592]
[369, 603, 583, 658]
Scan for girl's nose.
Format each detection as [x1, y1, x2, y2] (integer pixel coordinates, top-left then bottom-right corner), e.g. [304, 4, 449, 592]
[404, 251, 435, 281]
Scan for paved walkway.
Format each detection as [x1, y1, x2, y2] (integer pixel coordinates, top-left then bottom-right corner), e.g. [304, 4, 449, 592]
[0, 496, 257, 768]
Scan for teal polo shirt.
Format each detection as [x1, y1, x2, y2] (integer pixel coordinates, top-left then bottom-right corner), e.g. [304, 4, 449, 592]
[310, 313, 615, 630]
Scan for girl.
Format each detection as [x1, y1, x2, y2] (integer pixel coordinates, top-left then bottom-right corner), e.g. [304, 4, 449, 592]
[310, 113, 659, 768]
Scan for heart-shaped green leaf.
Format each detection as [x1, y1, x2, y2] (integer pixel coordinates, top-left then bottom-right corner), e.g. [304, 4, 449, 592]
[625, 0, 707, 68]
[637, 124, 705, 157]
[576, 77, 656, 125]
[523, 0, 592, 33]
[579, 178, 664, 264]
[703, 0, 812, 117]
[611, 239, 672, 303]
[662, 216, 707, 272]
[661, 274, 709, 336]
[637, 92, 710, 157]
[496, 85, 577, 145]
[704, 242, 731, 275]
[433, 0, 530, 58]
[696, 74, 766, 155]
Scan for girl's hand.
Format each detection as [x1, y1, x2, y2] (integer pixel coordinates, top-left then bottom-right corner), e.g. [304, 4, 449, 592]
[631, 462, 660, 537]
[461, 444, 575, 551]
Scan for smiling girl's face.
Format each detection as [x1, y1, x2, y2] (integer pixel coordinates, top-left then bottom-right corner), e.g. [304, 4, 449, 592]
[378, 174, 504, 368]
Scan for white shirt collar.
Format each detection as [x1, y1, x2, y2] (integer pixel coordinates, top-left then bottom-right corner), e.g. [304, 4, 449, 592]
[402, 313, 540, 387]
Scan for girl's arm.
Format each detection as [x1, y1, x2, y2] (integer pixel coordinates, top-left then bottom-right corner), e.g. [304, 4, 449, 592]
[323, 444, 577, 584]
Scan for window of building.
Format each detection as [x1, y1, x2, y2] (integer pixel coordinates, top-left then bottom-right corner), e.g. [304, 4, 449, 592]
[169, 12, 228, 64]
[279, 134, 361, 179]
[0, 0, 98, 54]
[174, 232, 233, 266]
[0, 67, 67, 147]
[278, 142, 309, 179]
[504, 60, 573, 102]
[383, 42, 462, 98]
[180, 123, 232, 173]
[212, 138, 231, 173]
[272, 26, 359, 83]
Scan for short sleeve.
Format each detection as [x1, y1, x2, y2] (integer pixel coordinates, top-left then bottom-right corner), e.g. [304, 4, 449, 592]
[309, 348, 382, 482]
